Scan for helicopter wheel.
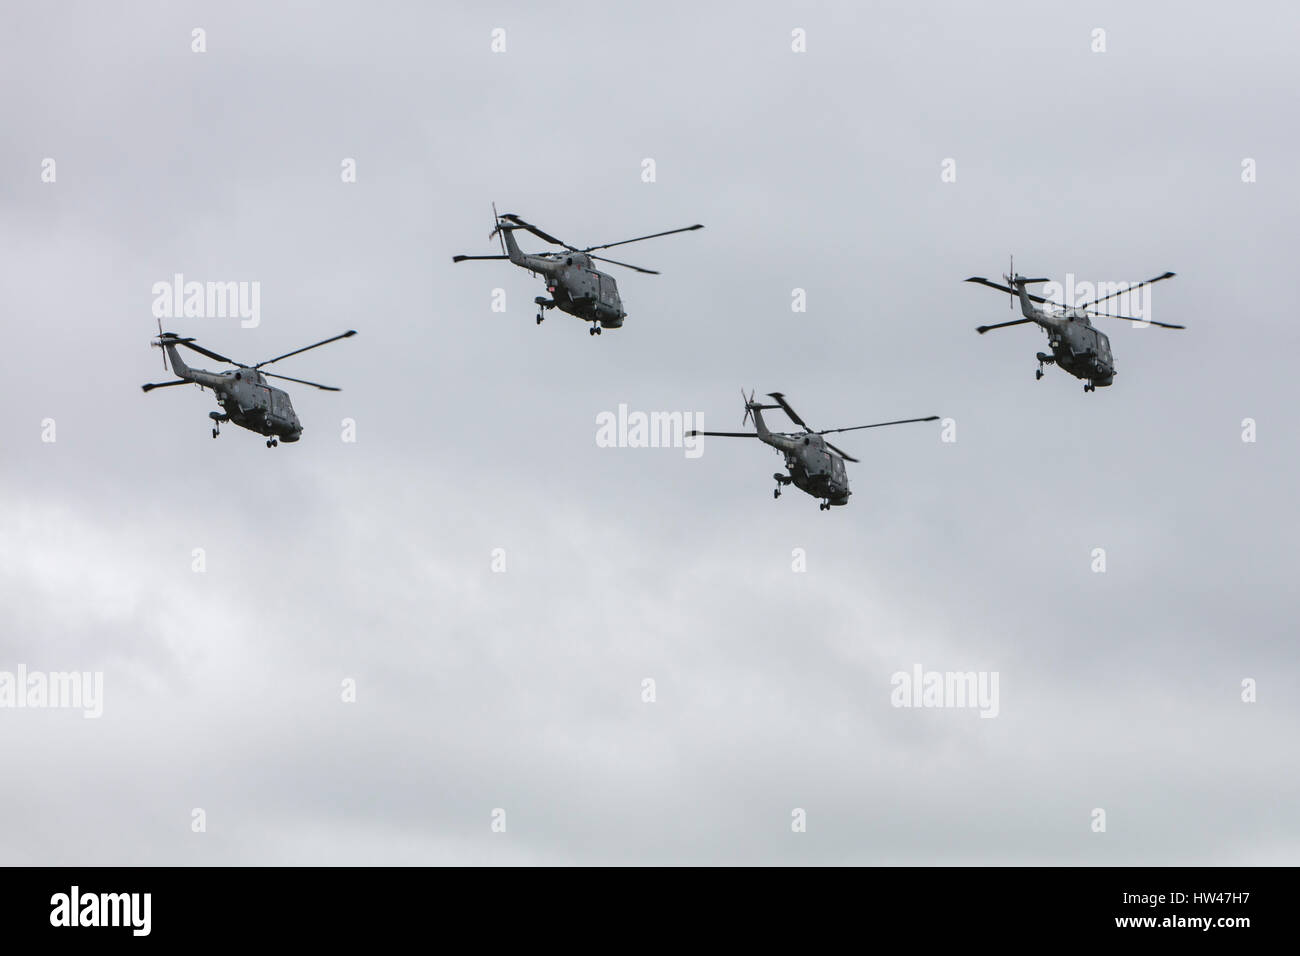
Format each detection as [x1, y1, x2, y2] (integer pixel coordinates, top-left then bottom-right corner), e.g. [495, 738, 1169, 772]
[819, 502, 829, 511]
[536, 313, 544, 325]
[774, 488, 781, 499]
[266, 438, 278, 448]
[212, 428, 218, 439]
[1035, 369, 1043, 380]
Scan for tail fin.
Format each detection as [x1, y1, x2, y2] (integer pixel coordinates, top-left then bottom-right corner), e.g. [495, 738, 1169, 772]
[498, 224, 525, 265]
[164, 341, 192, 376]
[490, 205, 527, 266]
[742, 390, 778, 439]
[750, 405, 775, 439]
[153, 331, 193, 378]
[1008, 275, 1049, 320]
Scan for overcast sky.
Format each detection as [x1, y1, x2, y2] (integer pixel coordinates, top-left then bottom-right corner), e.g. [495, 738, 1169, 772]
[2, 0, 1297, 865]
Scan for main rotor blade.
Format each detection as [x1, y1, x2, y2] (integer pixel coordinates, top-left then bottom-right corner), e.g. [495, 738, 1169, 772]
[452, 254, 510, 263]
[141, 380, 189, 393]
[1085, 311, 1185, 330]
[261, 371, 341, 391]
[817, 416, 939, 436]
[766, 392, 808, 429]
[174, 338, 240, 365]
[589, 254, 659, 275]
[976, 318, 1035, 334]
[965, 277, 1051, 305]
[1076, 272, 1175, 310]
[824, 441, 859, 463]
[254, 330, 356, 368]
[684, 430, 759, 438]
[584, 224, 703, 253]
[500, 214, 577, 250]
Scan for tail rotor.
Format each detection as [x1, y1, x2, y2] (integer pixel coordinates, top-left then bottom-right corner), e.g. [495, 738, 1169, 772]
[489, 201, 508, 254]
[741, 388, 757, 428]
[149, 323, 196, 371]
[154, 318, 169, 371]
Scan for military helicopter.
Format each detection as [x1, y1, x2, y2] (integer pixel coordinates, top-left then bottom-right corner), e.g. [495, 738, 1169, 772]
[686, 391, 939, 510]
[141, 323, 356, 446]
[452, 206, 703, 335]
[965, 258, 1181, 391]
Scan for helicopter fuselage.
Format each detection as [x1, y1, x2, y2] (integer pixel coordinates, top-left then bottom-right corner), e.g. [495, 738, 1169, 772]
[545, 262, 625, 328]
[779, 436, 851, 505]
[1036, 309, 1115, 387]
[503, 232, 625, 328]
[165, 343, 303, 440]
[1001, 278, 1116, 387]
[212, 368, 303, 440]
[754, 409, 851, 506]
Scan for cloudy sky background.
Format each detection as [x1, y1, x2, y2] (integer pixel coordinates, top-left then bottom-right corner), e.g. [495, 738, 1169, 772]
[1, 0, 1297, 864]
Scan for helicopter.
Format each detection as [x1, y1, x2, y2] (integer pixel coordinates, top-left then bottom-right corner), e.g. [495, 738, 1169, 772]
[965, 258, 1181, 391]
[452, 206, 703, 335]
[686, 391, 939, 510]
[141, 323, 356, 446]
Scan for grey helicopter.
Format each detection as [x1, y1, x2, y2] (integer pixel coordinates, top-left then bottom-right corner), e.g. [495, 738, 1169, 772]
[141, 323, 356, 446]
[687, 391, 939, 510]
[453, 206, 703, 335]
[966, 258, 1181, 391]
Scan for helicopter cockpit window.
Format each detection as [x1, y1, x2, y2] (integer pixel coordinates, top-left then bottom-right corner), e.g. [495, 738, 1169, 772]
[599, 273, 617, 303]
